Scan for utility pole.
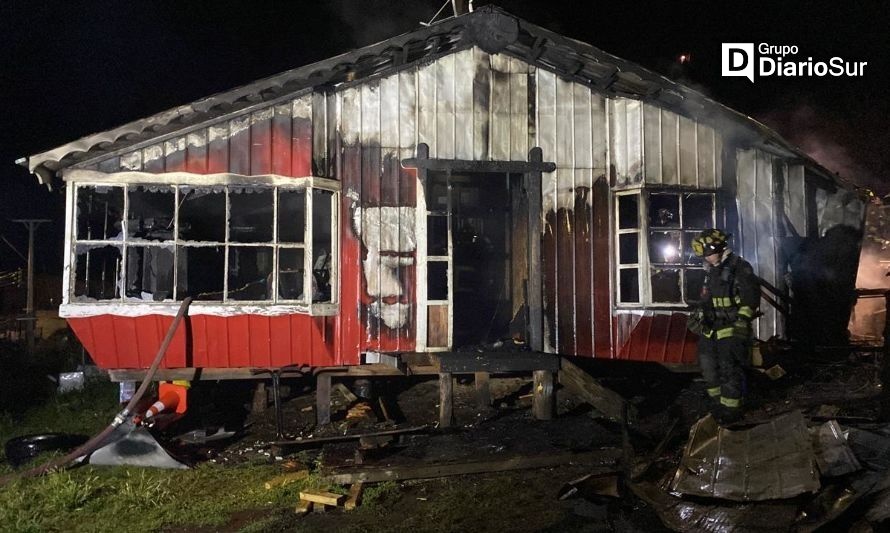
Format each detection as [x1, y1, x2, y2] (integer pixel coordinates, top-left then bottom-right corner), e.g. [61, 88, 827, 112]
[12, 219, 50, 355]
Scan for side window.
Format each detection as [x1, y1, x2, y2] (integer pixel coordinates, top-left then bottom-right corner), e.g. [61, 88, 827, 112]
[70, 181, 337, 307]
[613, 189, 714, 307]
[616, 193, 641, 304]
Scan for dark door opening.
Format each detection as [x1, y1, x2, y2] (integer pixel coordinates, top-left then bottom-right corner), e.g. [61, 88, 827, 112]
[449, 172, 527, 348]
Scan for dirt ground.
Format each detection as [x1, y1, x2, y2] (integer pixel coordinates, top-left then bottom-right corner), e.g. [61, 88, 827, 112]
[152, 348, 886, 532]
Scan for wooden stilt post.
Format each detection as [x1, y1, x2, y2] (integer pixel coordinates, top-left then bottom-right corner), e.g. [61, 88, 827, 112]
[439, 372, 453, 428]
[475, 371, 491, 411]
[532, 370, 554, 420]
[317, 373, 332, 426]
[251, 382, 268, 413]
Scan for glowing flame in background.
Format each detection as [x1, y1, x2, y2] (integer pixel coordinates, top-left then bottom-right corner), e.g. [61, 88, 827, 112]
[848, 202, 890, 342]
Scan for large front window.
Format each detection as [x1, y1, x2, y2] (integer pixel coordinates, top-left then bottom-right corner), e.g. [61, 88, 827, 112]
[615, 190, 715, 306]
[68, 176, 337, 311]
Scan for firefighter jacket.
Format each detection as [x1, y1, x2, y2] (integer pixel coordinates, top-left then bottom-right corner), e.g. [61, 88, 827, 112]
[698, 252, 760, 340]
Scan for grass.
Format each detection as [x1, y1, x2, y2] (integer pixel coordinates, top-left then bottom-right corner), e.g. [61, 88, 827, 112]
[0, 338, 351, 532]
[0, 461, 346, 532]
[362, 480, 401, 510]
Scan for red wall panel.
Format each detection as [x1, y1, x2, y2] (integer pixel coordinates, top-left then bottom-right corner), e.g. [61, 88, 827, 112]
[68, 313, 348, 369]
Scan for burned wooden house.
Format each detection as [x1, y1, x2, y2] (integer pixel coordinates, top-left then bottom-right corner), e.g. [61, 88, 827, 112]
[22, 7, 864, 381]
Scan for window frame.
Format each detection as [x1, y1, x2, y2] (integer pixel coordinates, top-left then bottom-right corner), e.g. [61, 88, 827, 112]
[613, 187, 716, 309]
[63, 171, 339, 317]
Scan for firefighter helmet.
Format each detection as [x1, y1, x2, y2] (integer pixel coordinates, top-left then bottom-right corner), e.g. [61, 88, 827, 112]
[692, 229, 728, 257]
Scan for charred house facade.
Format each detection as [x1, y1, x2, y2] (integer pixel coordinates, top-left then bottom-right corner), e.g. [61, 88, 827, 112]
[23, 8, 865, 373]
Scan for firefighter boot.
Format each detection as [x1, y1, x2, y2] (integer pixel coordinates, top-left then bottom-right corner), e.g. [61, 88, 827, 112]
[714, 396, 743, 426]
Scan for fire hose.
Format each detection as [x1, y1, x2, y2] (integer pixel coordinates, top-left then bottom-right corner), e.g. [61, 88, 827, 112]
[0, 297, 192, 488]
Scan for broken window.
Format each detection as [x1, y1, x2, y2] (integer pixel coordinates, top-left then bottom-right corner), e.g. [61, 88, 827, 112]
[648, 191, 715, 305]
[76, 185, 123, 240]
[277, 189, 306, 243]
[614, 189, 715, 306]
[126, 246, 174, 300]
[616, 192, 642, 304]
[179, 186, 225, 242]
[428, 261, 449, 301]
[230, 187, 274, 243]
[74, 245, 122, 300]
[228, 246, 274, 301]
[176, 246, 225, 301]
[68, 179, 338, 308]
[312, 189, 333, 303]
[278, 248, 305, 300]
[127, 186, 174, 241]
[427, 215, 448, 256]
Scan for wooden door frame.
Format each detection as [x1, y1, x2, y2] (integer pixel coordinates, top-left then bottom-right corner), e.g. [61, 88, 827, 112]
[403, 143, 554, 352]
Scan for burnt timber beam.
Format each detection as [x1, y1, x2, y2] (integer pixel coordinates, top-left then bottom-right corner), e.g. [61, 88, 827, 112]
[435, 352, 559, 374]
[559, 357, 637, 422]
[402, 146, 556, 174]
[108, 367, 308, 382]
[321, 450, 622, 485]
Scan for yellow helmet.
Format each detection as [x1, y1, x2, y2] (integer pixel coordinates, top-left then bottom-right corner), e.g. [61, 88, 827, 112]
[692, 229, 728, 257]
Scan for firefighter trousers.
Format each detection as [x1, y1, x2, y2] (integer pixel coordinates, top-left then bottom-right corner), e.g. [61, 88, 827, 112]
[697, 335, 749, 405]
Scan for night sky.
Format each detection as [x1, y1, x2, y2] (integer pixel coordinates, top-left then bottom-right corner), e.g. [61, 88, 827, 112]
[1, 0, 888, 274]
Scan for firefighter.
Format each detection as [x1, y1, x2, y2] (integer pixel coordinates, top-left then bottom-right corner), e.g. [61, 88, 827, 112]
[688, 229, 760, 425]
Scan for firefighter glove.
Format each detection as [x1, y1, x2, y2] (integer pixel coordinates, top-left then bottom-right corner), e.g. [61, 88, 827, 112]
[732, 318, 752, 339]
[687, 308, 705, 335]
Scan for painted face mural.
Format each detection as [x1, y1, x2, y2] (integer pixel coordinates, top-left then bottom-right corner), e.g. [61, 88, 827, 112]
[351, 205, 416, 330]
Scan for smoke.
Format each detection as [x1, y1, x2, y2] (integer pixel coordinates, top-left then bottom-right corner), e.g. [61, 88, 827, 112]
[758, 105, 876, 190]
[326, 0, 442, 49]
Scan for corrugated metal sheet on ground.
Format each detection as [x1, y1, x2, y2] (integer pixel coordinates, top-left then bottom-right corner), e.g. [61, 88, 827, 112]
[811, 420, 861, 477]
[671, 410, 820, 501]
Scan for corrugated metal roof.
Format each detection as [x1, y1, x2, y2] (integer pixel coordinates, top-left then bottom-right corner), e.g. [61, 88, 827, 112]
[23, 6, 853, 190]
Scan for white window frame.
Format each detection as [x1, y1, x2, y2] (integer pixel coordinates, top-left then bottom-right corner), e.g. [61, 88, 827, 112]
[615, 190, 644, 307]
[61, 170, 339, 317]
[614, 188, 716, 308]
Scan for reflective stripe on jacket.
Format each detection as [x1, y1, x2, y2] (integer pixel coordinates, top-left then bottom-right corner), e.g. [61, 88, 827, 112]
[699, 253, 760, 331]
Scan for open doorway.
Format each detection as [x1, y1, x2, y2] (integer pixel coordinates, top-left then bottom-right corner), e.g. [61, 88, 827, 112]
[424, 171, 529, 349]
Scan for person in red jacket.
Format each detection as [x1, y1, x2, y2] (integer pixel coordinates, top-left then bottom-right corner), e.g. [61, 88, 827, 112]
[689, 229, 760, 425]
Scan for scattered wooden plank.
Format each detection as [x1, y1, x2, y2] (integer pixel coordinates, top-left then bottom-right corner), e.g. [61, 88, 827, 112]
[322, 449, 622, 485]
[439, 372, 454, 428]
[344, 482, 365, 510]
[333, 382, 358, 403]
[559, 357, 636, 422]
[295, 499, 313, 516]
[299, 490, 345, 507]
[378, 396, 394, 423]
[533, 370, 554, 420]
[271, 425, 429, 455]
[264, 470, 309, 490]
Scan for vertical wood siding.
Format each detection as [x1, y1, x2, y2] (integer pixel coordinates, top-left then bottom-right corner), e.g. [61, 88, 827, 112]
[75, 46, 743, 369]
[737, 148, 780, 340]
